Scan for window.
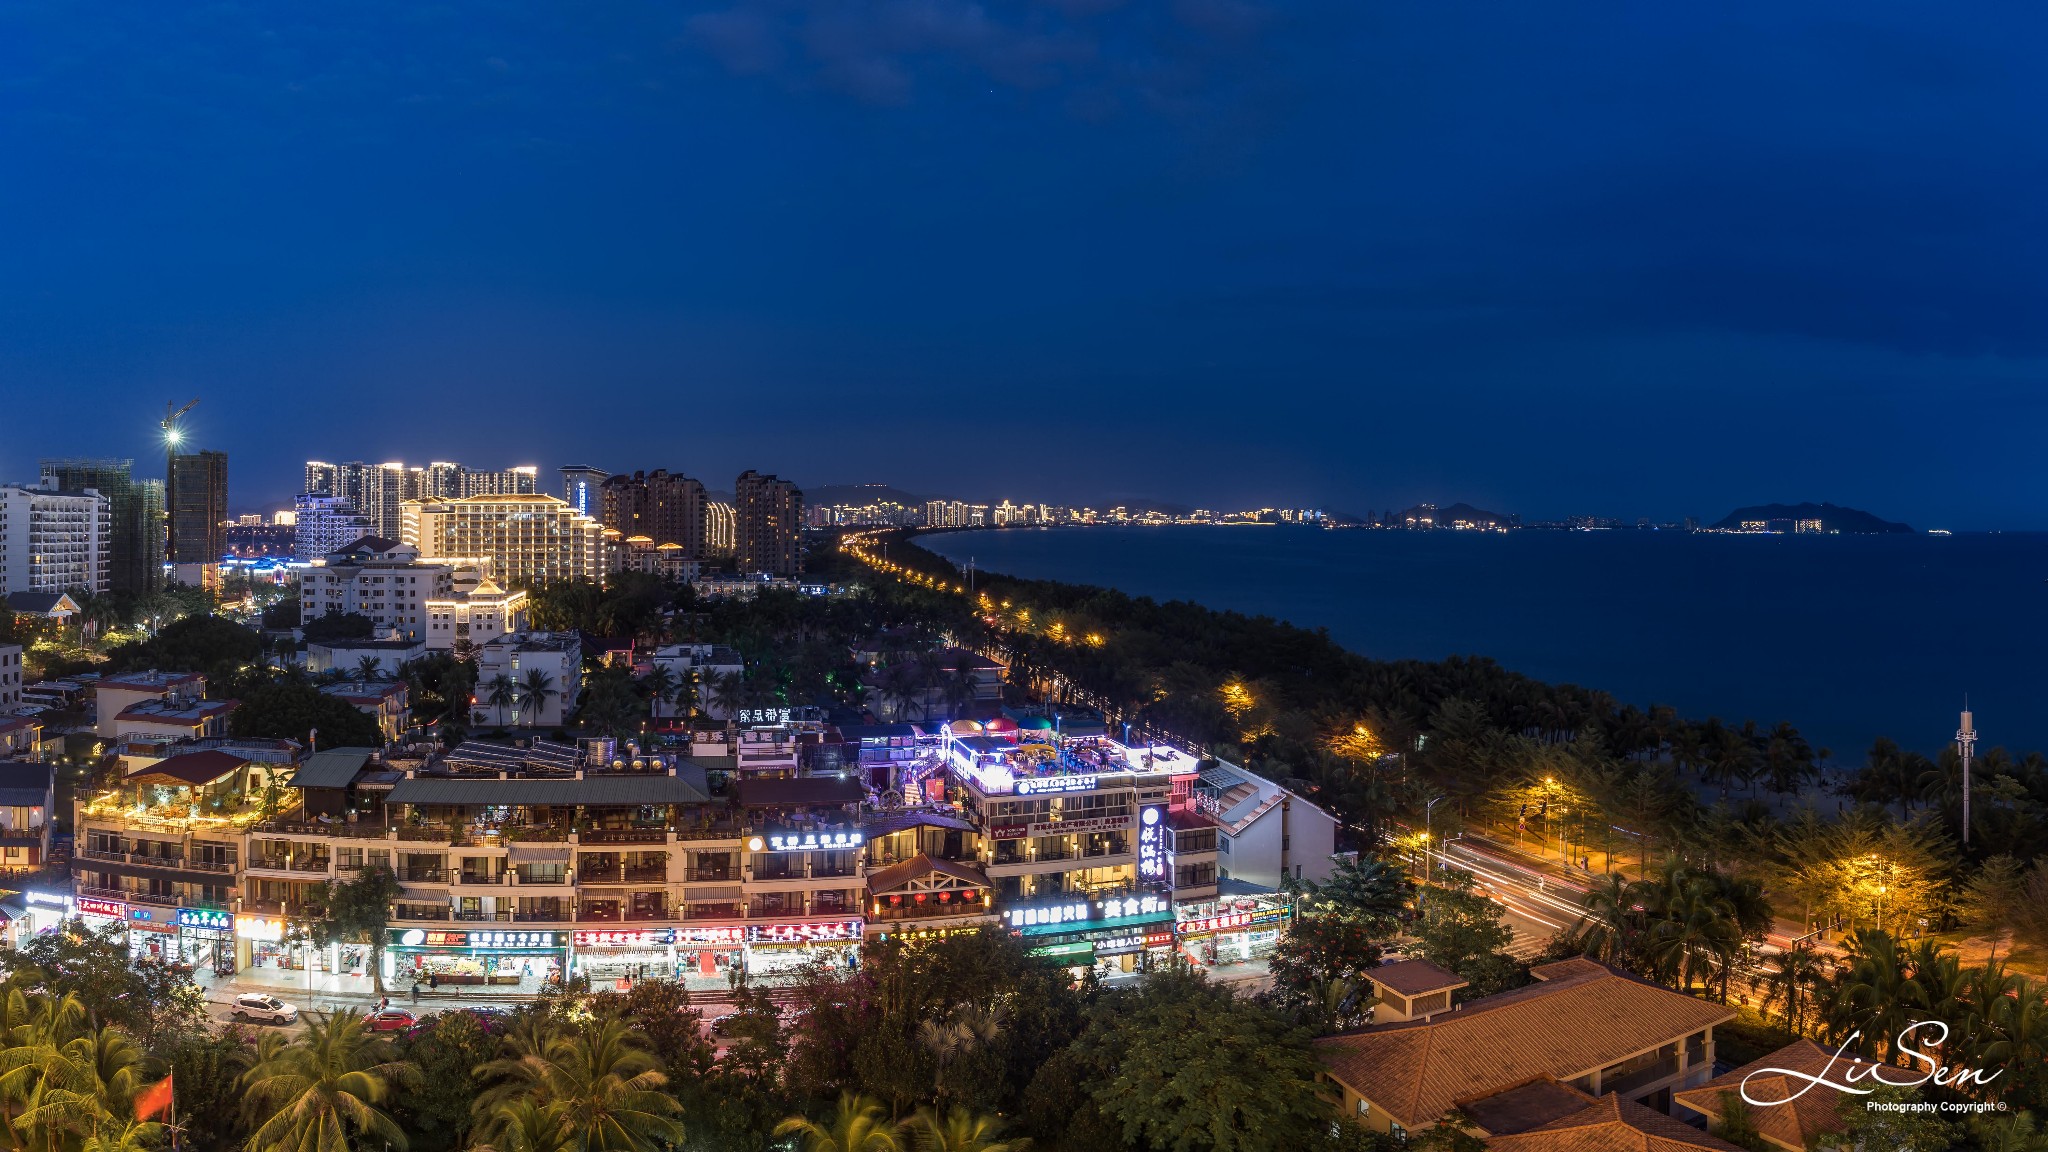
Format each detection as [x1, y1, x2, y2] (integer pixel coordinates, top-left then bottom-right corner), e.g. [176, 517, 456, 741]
[1357, 1099, 1370, 1117]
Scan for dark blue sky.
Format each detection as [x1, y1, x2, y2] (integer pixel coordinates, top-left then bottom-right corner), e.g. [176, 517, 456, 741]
[4, 2, 2044, 525]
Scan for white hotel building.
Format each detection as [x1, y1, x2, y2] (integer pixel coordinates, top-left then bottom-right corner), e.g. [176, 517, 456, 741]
[0, 482, 111, 597]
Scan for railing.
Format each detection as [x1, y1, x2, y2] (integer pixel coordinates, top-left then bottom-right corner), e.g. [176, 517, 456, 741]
[752, 864, 802, 881]
[577, 865, 669, 883]
[811, 863, 859, 879]
[454, 910, 511, 922]
[576, 908, 676, 923]
[455, 874, 508, 886]
[288, 859, 331, 872]
[503, 825, 572, 843]
[392, 907, 452, 922]
[869, 903, 990, 922]
[78, 848, 238, 874]
[400, 869, 447, 883]
[580, 828, 668, 845]
[513, 872, 571, 886]
[514, 909, 574, 924]
[258, 820, 394, 839]
[674, 825, 746, 842]
[397, 826, 457, 842]
[1604, 1054, 1680, 1096]
[683, 870, 736, 882]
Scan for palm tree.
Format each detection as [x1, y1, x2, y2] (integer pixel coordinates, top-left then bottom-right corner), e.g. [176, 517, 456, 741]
[1760, 945, 1826, 1036]
[640, 664, 678, 719]
[775, 1093, 904, 1152]
[907, 1106, 1028, 1152]
[240, 1009, 414, 1152]
[916, 1006, 1003, 1104]
[355, 654, 384, 683]
[1823, 929, 1925, 1063]
[484, 674, 518, 727]
[473, 1017, 683, 1152]
[518, 670, 558, 729]
[470, 1097, 573, 1152]
[1566, 873, 1642, 966]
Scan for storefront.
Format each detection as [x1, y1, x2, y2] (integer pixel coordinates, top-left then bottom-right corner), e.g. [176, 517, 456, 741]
[76, 895, 128, 939]
[235, 913, 301, 972]
[674, 925, 746, 980]
[122, 906, 180, 961]
[389, 928, 565, 991]
[175, 907, 235, 973]
[1174, 895, 1291, 967]
[1004, 893, 1176, 978]
[743, 920, 862, 975]
[571, 929, 676, 984]
[4, 888, 75, 946]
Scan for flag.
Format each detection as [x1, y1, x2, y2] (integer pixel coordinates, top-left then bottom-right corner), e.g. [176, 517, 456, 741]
[135, 1074, 173, 1122]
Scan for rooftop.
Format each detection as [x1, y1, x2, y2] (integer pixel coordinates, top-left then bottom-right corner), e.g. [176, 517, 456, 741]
[116, 699, 235, 723]
[387, 770, 712, 808]
[1457, 1078, 1598, 1137]
[1673, 1039, 1871, 1151]
[319, 681, 406, 702]
[0, 760, 53, 808]
[290, 748, 376, 790]
[1314, 959, 1734, 1130]
[1485, 1095, 1745, 1152]
[481, 631, 583, 653]
[125, 749, 251, 788]
[733, 775, 866, 808]
[101, 670, 205, 690]
[5, 591, 78, 615]
[1368, 958, 1470, 998]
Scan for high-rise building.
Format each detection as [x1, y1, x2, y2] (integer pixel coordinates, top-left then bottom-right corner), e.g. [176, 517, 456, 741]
[0, 482, 111, 596]
[734, 471, 803, 576]
[559, 466, 608, 519]
[293, 495, 375, 559]
[39, 459, 163, 595]
[599, 470, 708, 559]
[705, 501, 736, 558]
[167, 450, 228, 564]
[304, 459, 538, 537]
[401, 494, 607, 587]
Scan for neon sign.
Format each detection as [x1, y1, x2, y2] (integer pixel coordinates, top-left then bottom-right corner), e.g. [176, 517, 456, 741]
[176, 908, 233, 931]
[573, 930, 674, 947]
[746, 920, 861, 943]
[1016, 775, 1097, 795]
[1137, 805, 1166, 881]
[1177, 912, 1253, 935]
[763, 830, 863, 852]
[78, 898, 124, 917]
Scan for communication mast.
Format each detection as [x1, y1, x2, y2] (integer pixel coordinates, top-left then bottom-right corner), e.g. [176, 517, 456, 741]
[1957, 704, 1976, 847]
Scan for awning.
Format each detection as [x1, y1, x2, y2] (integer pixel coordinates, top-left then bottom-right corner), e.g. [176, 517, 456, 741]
[507, 842, 573, 861]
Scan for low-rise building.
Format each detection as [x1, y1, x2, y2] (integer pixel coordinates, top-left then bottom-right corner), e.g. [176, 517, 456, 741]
[109, 697, 236, 744]
[94, 670, 207, 740]
[1193, 758, 1340, 890]
[0, 643, 21, 712]
[318, 681, 410, 744]
[0, 760, 55, 874]
[649, 643, 744, 721]
[732, 775, 867, 975]
[305, 637, 425, 677]
[424, 574, 528, 653]
[1314, 958, 1734, 1140]
[473, 633, 584, 729]
[300, 537, 454, 642]
[1674, 1039, 1877, 1152]
[0, 717, 40, 759]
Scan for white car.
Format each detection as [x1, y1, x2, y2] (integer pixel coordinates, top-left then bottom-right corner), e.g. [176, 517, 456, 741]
[232, 994, 299, 1025]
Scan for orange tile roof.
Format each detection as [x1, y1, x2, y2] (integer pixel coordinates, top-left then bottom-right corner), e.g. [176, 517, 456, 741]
[1487, 1095, 1746, 1152]
[1673, 1039, 1867, 1152]
[1369, 958, 1468, 997]
[1314, 960, 1734, 1129]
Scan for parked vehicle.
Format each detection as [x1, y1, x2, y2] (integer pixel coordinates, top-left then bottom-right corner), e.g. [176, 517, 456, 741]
[231, 994, 299, 1025]
[365, 1009, 418, 1032]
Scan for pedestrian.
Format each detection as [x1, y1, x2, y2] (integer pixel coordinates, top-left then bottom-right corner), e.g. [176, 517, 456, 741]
[411, 980, 420, 1004]
[429, 971, 440, 992]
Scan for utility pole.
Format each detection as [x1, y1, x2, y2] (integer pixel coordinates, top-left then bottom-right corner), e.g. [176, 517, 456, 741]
[1957, 705, 1976, 848]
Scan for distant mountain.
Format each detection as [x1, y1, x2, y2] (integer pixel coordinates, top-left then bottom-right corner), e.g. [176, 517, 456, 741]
[1710, 502, 1912, 534]
[1391, 502, 1516, 529]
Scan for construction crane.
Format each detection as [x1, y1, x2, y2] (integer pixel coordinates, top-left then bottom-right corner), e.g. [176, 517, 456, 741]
[160, 398, 198, 450]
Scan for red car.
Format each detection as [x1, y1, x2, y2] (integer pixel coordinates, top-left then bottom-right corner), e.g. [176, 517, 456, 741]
[365, 1009, 418, 1033]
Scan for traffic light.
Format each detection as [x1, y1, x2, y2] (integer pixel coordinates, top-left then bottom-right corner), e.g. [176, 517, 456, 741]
[1518, 803, 1528, 818]
[1538, 800, 1548, 817]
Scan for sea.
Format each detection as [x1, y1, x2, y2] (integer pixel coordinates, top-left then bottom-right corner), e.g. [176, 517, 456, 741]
[922, 526, 2048, 758]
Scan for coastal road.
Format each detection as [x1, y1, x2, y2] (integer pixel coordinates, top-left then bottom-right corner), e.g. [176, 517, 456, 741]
[1428, 836, 1591, 960]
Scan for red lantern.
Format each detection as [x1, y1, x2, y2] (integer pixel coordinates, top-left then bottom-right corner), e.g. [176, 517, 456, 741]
[915, 893, 927, 903]
[938, 891, 951, 903]
[890, 894, 902, 905]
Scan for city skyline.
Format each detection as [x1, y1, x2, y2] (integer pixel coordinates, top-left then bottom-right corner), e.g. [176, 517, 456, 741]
[6, 4, 2048, 528]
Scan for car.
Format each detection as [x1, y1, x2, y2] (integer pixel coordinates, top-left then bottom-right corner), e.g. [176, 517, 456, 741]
[708, 1013, 740, 1036]
[365, 1009, 419, 1032]
[231, 994, 299, 1025]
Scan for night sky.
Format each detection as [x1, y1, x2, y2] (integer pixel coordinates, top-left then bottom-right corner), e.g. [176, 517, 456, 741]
[3, 3, 2043, 525]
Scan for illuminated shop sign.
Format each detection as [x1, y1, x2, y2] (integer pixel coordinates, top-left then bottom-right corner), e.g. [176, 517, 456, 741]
[988, 814, 1127, 841]
[176, 908, 233, 931]
[24, 891, 69, 908]
[394, 929, 559, 949]
[676, 926, 745, 945]
[1029, 940, 1094, 960]
[237, 916, 288, 941]
[1015, 775, 1096, 796]
[1094, 932, 1147, 955]
[1137, 806, 1166, 881]
[1001, 893, 1170, 932]
[745, 920, 862, 944]
[1177, 912, 1253, 935]
[737, 708, 793, 724]
[77, 898, 125, 918]
[573, 930, 675, 947]
[754, 830, 863, 852]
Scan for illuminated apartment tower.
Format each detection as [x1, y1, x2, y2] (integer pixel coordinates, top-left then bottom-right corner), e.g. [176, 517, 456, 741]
[306, 460, 539, 538]
[734, 471, 803, 576]
[560, 466, 609, 518]
[401, 494, 607, 586]
[39, 459, 164, 594]
[599, 470, 708, 559]
[705, 502, 736, 558]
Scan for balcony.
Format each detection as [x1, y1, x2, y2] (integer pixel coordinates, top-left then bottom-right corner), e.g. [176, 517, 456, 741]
[673, 824, 745, 843]
[400, 868, 447, 883]
[579, 865, 670, 884]
[79, 848, 237, 874]
[577, 906, 675, 923]
[684, 869, 735, 883]
[503, 825, 572, 843]
[580, 828, 667, 845]
[397, 825, 458, 843]
[1604, 1054, 1680, 1097]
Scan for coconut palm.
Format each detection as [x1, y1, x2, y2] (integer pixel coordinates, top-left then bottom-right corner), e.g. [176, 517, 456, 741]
[1759, 945, 1826, 1036]
[484, 674, 518, 726]
[1565, 873, 1642, 967]
[469, 1097, 574, 1152]
[240, 1009, 415, 1152]
[473, 1017, 682, 1152]
[1823, 929, 1926, 1063]
[775, 1093, 904, 1152]
[917, 1006, 1003, 1103]
[640, 664, 678, 718]
[907, 1105, 1029, 1152]
[519, 670, 558, 729]
[355, 654, 384, 683]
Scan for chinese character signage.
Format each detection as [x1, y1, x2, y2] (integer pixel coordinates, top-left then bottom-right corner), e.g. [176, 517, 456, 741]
[572, 930, 676, 947]
[763, 830, 864, 852]
[1137, 805, 1165, 881]
[456, 931, 558, 950]
[738, 708, 793, 724]
[236, 916, 287, 942]
[1001, 894, 1169, 931]
[675, 926, 745, 945]
[77, 898, 125, 918]
[176, 908, 233, 931]
[745, 920, 861, 943]
[1015, 775, 1097, 795]
[1176, 912, 1253, 935]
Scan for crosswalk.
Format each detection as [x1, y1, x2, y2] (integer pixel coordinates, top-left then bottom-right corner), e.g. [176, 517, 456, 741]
[1506, 931, 1556, 960]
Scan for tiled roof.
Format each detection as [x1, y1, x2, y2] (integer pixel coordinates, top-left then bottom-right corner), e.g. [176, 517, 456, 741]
[733, 775, 865, 807]
[863, 809, 976, 837]
[116, 699, 234, 722]
[126, 749, 250, 787]
[1458, 1078, 1597, 1136]
[1369, 958, 1469, 997]
[1673, 1040, 1867, 1152]
[866, 853, 989, 893]
[291, 748, 375, 790]
[1314, 960, 1733, 1129]
[1487, 1095, 1746, 1152]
